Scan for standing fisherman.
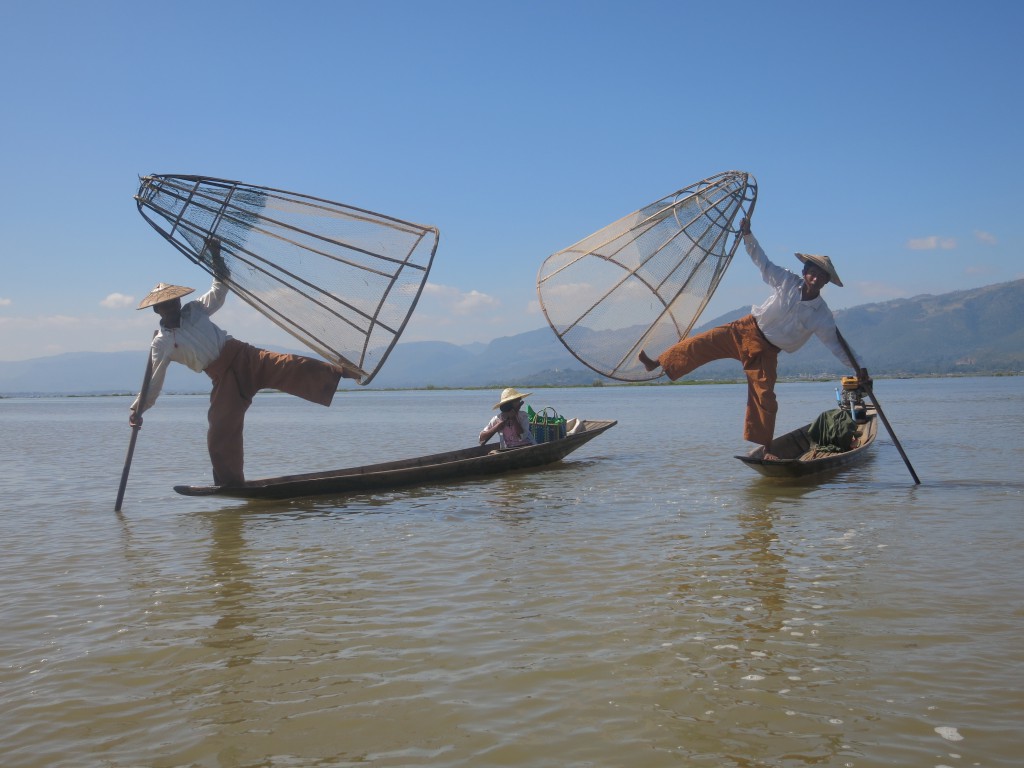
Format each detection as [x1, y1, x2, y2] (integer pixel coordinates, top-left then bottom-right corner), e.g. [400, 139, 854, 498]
[129, 239, 359, 486]
[639, 217, 870, 459]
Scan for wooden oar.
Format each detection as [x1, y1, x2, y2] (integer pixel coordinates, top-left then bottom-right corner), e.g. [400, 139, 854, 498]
[836, 330, 921, 484]
[115, 334, 157, 511]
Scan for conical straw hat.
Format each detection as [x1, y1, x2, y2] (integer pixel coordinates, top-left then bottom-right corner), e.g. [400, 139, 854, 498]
[137, 283, 194, 309]
[794, 253, 843, 287]
[493, 387, 531, 409]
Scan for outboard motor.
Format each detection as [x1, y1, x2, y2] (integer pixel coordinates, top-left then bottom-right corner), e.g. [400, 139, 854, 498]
[836, 376, 868, 422]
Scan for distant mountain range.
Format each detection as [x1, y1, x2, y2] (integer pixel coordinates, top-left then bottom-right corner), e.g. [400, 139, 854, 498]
[2, 279, 1021, 396]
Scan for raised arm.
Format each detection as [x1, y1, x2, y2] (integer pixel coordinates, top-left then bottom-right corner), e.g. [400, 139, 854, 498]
[740, 217, 789, 290]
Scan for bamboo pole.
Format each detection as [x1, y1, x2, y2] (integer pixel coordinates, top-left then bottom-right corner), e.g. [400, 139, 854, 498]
[836, 330, 920, 484]
[115, 333, 157, 511]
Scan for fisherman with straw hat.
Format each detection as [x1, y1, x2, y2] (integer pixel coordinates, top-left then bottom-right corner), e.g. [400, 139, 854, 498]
[639, 216, 870, 460]
[129, 238, 359, 487]
[479, 387, 537, 449]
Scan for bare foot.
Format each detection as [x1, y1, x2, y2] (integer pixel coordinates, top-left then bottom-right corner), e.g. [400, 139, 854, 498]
[336, 364, 361, 380]
[762, 451, 780, 461]
[638, 350, 660, 372]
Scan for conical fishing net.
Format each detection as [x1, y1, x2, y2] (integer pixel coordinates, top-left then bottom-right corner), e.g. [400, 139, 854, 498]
[537, 170, 757, 381]
[136, 175, 439, 385]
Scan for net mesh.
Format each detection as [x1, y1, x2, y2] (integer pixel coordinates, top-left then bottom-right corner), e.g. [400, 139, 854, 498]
[536, 171, 757, 381]
[135, 175, 438, 385]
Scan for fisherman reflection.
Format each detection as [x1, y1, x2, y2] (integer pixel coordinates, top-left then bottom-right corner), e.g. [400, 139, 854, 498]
[732, 507, 788, 633]
[202, 511, 258, 665]
[128, 238, 360, 487]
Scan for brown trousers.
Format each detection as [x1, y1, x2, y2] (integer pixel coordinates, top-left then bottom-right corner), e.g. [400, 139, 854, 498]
[658, 314, 780, 448]
[204, 339, 342, 485]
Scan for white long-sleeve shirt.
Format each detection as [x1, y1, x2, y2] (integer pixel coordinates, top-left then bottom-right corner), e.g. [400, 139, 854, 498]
[743, 234, 857, 369]
[132, 280, 231, 413]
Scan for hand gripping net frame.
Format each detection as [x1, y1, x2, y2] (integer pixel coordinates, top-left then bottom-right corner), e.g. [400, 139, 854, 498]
[537, 171, 757, 382]
[135, 174, 439, 386]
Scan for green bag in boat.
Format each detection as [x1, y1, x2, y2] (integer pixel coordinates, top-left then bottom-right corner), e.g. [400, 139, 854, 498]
[527, 405, 567, 443]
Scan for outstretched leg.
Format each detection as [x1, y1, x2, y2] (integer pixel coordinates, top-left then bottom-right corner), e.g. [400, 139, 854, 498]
[241, 346, 344, 407]
[203, 340, 342, 486]
[641, 315, 784, 457]
[652, 322, 744, 381]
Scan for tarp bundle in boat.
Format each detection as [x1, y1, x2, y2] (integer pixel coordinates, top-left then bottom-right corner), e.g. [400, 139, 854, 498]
[536, 170, 757, 381]
[135, 174, 439, 385]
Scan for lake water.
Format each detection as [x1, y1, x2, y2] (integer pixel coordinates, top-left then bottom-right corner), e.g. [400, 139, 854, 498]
[1, 377, 1021, 768]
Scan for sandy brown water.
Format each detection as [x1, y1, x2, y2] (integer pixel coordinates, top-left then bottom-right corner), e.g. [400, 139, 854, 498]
[1, 378, 1020, 767]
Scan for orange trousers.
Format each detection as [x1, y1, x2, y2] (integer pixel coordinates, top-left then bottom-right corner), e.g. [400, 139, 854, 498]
[658, 314, 780, 448]
[204, 339, 342, 485]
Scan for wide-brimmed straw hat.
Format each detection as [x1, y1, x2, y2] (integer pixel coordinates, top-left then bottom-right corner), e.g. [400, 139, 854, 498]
[794, 253, 843, 287]
[137, 283, 194, 310]
[493, 387, 531, 409]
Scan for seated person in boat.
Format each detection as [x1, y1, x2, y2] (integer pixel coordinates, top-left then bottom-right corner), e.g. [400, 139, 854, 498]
[479, 387, 537, 449]
[803, 407, 861, 459]
[639, 216, 870, 460]
[128, 238, 359, 486]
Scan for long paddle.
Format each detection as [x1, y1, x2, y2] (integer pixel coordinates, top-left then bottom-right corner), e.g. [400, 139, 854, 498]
[836, 330, 921, 484]
[114, 333, 157, 511]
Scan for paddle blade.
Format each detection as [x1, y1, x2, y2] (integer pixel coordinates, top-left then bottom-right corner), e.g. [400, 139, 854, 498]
[537, 171, 757, 381]
[135, 175, 439, 385]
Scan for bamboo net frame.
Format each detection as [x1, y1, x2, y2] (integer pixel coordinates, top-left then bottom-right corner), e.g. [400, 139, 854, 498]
[135, 174, 439, 385]
[536, 171, 757, 381]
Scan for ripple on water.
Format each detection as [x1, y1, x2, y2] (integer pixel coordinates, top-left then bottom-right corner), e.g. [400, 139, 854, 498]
[1, 383, 1022, 766]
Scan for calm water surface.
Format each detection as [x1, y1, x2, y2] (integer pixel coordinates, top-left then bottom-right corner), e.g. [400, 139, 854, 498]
[1, 377, 1021, 767]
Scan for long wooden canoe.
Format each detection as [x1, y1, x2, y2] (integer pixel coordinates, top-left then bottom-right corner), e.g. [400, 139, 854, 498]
[175, 418, 617, 500]
[735, 408, 878, 479]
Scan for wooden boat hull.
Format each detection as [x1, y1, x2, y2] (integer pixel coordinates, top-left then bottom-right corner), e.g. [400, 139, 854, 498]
[735, 411, 878, 478]
[175, 419, 617, 500]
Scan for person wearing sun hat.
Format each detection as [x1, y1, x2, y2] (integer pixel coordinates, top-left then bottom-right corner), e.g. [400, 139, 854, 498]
[639, 216, 869, 459]
[129, 238, 359, 486]
[478, 387, 537, 449]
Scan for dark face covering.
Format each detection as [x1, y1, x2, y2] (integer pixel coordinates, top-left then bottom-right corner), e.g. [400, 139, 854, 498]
[499, 400, 524, 435]
[801, 264, 829, 300]
[154, 298, 183, 328]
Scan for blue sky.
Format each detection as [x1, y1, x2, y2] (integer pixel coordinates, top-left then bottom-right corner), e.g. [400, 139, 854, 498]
[1, 0, 1021, 361]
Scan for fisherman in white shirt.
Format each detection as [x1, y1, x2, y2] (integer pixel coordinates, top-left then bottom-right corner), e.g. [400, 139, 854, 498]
[640, 217, 870, 459]
[130, 239, 359, 486]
